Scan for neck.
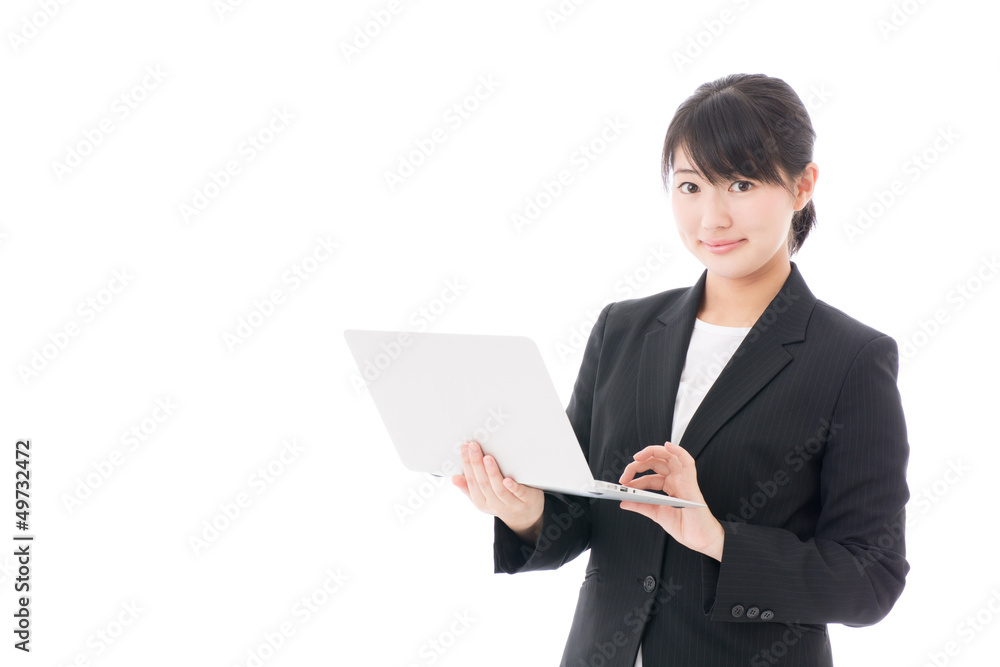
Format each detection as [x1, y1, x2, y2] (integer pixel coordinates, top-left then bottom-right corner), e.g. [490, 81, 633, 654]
[697, 254, 792, 327]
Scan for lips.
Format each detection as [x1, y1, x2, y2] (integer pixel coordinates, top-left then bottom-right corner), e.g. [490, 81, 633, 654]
[701, 238, 746, 254]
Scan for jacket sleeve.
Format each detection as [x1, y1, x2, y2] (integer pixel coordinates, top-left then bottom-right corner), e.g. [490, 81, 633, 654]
[701, 334, 910, 626]
[493, 302, 614, 574]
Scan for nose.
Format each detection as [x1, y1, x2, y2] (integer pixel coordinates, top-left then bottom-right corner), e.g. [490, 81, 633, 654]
[700, 191, 731, 229]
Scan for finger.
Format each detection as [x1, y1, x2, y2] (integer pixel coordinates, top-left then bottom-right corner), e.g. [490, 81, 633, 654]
[663, 442, 694, 465]
[651, 447, 682, 468]
[451, 474, 470, 498]
[620, 474, 666, 491]
[658, 448, 707, 502]
[654, 454, 689, 489]
[620, 457, 672, 483]
[619, 500, 656, 520]
[631, 445, 665, 461]
[663, 452, 684, 475]
[482, 454, 520, 506]
[625, 455, 686, 494]
[501, 475, 535, 502]
[460, 442, 486, 506]
[467, 440, 496, 502]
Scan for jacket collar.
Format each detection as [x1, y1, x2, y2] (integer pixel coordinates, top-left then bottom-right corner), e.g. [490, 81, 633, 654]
[635, 261, 817, 461]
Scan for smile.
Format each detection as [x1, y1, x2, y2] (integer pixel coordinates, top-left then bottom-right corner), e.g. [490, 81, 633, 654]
[702, 239, 746, 254]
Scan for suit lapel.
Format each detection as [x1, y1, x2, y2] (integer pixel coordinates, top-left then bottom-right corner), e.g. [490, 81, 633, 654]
[635, 261, 817, 460]
[635, 269, 704, 453]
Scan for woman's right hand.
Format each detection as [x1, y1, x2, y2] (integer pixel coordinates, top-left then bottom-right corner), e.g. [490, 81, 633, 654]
[451, 440, 545, 544]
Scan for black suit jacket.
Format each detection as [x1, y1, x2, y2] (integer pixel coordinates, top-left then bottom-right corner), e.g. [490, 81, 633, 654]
[494, 261, 909, 667]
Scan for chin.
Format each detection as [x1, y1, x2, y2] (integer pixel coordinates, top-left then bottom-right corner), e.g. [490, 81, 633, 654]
[699, 252, 762, 280]
[704, 263, 752, 280]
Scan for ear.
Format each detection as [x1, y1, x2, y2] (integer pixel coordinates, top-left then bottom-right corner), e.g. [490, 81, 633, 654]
[792, 162, 819, 211]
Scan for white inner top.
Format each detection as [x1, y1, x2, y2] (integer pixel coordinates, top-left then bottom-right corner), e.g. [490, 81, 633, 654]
[634, 316, 752, 667]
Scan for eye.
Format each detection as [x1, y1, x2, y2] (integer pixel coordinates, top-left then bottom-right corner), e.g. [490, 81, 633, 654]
[676, 180, 753, 194]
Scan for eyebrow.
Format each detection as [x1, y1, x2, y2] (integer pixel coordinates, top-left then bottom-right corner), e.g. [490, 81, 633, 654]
[673, 168, 753, 181]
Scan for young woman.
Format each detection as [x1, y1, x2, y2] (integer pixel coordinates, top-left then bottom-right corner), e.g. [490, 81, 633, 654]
[453, 73, 909, 666]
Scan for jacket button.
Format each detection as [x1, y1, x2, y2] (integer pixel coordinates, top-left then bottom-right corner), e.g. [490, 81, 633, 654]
[642, 575, 656, 592]
[747, 606, 760, 619]
[761, 610, 774, 621]
[731, 605, 745, 618]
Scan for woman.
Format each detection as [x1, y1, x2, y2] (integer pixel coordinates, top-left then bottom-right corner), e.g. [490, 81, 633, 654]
[452, 73, 909, 666]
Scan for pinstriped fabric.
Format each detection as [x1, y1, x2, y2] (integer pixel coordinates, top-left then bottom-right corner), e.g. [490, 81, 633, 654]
[494, 261, 909, 666]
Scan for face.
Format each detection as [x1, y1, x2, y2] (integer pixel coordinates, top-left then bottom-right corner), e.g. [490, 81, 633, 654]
[670, 144, 815, 281]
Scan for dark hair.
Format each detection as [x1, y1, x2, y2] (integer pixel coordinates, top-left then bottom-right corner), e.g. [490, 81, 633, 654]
[661, 73, 817, 255]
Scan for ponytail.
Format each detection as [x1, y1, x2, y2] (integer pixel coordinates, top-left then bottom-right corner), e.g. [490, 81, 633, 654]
[788, 199, 816, 256]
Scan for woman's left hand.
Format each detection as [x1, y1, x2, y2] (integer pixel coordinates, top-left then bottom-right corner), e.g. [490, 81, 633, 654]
[618, 442, 725, 562]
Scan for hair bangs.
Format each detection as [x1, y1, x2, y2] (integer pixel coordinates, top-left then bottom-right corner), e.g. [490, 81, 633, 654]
[663, 88, 788, 191]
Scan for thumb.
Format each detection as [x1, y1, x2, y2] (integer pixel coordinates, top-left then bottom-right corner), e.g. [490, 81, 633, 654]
[620, 500, 655, 521]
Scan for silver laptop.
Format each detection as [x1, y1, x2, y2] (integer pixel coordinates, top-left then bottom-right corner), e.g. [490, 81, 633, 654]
[343, 329, 704, 509]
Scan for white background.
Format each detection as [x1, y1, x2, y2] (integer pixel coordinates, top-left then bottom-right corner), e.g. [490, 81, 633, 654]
[2, 1, 998, 665]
